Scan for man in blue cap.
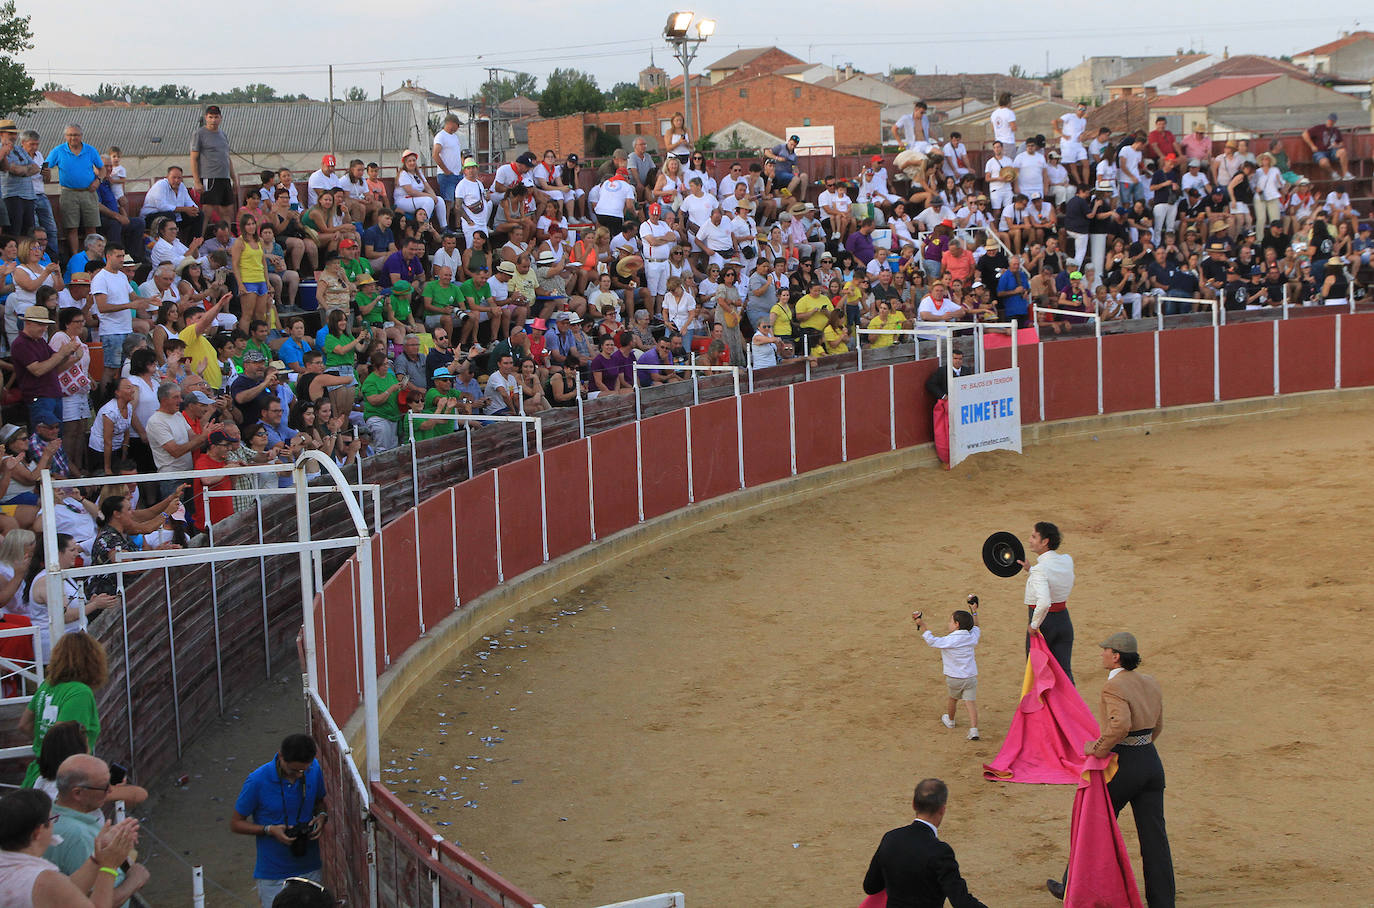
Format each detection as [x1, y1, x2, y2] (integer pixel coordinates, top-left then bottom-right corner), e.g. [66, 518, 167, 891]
[764, 134, 808, 202]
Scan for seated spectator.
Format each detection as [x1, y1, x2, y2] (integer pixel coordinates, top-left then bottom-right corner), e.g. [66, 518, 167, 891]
[0, 787, 140, 907]
[359, 350, 405, 450]
[140, 165, 202, 239]
[1303, 113, 1353, 181]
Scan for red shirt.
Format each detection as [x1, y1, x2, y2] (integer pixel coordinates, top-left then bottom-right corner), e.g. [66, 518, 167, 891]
[192, 451, 233, 531]
[1146, 129, 1178, 160]
[1307, 123, 1341, 151]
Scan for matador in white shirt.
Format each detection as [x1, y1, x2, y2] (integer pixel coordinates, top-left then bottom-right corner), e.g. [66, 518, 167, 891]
[1022, 520, 1076, 682]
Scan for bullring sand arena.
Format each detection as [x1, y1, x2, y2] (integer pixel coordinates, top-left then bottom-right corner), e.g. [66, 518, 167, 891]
[382, 401, 1374, 907]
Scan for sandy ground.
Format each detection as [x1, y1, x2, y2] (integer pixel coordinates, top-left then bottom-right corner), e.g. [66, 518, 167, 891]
[383, 404, 1374, 907]
[134, 669, 305, 906]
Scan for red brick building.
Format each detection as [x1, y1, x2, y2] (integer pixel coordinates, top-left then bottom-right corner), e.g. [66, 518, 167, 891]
[526, 72, 882, 158]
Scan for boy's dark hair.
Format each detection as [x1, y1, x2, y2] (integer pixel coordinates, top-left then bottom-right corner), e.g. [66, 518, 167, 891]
[280, 733, 317, 764]
[952, 610, 974, 631]
[1034, 521, 1061, 549]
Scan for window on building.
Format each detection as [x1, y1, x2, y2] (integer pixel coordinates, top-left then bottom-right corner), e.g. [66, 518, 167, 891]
[604, 123, 622, 137]
[739, 88, 748, 98]
[793, 86, 801, 99]
[803, 118, 812, 127]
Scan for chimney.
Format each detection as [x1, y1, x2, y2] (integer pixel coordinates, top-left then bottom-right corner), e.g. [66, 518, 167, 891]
[1222, 46, 1229, 59]
[844, 63, 854, 80]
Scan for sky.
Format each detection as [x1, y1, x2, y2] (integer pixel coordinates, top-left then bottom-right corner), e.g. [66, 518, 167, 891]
[17, 1, 1366, 102]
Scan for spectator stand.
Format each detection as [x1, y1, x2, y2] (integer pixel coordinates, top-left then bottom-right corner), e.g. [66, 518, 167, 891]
[633, 364, 745, 513]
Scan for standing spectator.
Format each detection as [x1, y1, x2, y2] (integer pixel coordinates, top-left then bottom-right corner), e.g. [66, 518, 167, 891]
[139, 165, 203, 241]
[432, 114, 466, 213]
[0, 787, 138, 908]
[989, 92, 1017, 154]
[45, 754, 151, 903]
[90, 246, 148, 391]
[997, 255, 1032, 325]
[12, 306, 79, 430]
[87, 378, 137, 476]
[1178, 122, 1212, 171]
[146, 383, 220, 498]
[43, 124, 104, 259]
[1, 119, 40, 235]
[190, 105, 235, 229]
[230, 734, 328, 908]
[1302, 113, 1353, 181]
[18, 631, 106, 786]
[192, 431, 235, 532]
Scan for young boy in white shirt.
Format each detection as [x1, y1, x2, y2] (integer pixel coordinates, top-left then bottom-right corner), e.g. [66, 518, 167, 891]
[914, 595, 982, 740]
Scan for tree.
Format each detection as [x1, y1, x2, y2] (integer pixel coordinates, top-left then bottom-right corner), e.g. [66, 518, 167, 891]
[890, 66, 916, 76]
[1008, 64, 1027, 80]
[603, 81, 648, 111]
[475, 71, 538, 105]
[38, 80, 67, 93]
[343, 86, 368, 102]
[0, 1, 38, 116]
[538, 68, 603, 118]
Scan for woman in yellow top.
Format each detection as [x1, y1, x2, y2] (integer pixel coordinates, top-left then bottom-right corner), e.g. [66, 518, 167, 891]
[231, 215, 269, 328]
[821, 308, 850, 355]
[768, 287, 796, 349]
[866, 299, 907, 348]
[793, 281, 833, 354]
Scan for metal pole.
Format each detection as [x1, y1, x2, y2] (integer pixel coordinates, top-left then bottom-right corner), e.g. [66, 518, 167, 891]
[255, 496, 271, 679]
[679, 43, 691, 157]
[328, 65, 337, 160]
[746, 342, 754, 393]
[691, 370, 699, 405]
[576, 380, 585, 438]
[804, 334, 811, 381]
[163, 568, 183, 757]
[1095, 315, 1103, 414]
[356, 532, 382, 783]
[192, 867, 204, 908]
[38, 471, 62, 653]
[118, 573, 135, 764]
[465, 425, 474, 480]
[735, 393, 746, 489]
[377, 73, 384, 167]
[409, 413, 419, 510]
[294, 463, 319, 695]
[684, 409, 695, 503]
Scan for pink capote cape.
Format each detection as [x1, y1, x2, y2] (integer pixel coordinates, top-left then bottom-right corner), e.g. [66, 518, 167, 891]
[1065, 757, 1144, 908]
[933, 398, 950, 464]
[983, 635, 1099, 784]
[981, 325, 1040, 349]
[857, 893, 886, 908]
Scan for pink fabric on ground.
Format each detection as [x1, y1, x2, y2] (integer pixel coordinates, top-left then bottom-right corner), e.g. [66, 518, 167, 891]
[981, 326, 1040, 349]
[983, 635, 1100, 784]
[857, 892, 887, 908]
[1066, 760, 1144, 908]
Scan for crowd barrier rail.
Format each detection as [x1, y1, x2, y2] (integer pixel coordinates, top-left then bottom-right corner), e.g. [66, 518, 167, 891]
[301, 303, 1374, 908]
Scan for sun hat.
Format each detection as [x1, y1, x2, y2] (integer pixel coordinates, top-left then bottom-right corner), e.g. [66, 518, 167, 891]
[22, 305, 53, 325]
[495, 261, 517, 276]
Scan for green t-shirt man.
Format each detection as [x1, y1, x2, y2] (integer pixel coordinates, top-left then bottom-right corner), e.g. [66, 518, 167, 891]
[458, 277, 492, 310]
[422, 279, 461, 320]
[360, 368, 402, 422]
[421, 387, 460, 438]
[341, 256, 372, 282]
[22, 680, 100, 788]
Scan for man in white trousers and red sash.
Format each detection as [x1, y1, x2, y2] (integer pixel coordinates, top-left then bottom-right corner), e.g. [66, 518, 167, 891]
[1021, 521, 1076, 683]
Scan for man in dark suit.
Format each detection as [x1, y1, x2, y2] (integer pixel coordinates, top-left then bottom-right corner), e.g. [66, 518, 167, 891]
[863, 778, 988, 908]
[924, 349, 970, 400]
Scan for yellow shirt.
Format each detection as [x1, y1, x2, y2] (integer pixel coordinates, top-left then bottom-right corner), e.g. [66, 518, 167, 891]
[840, 280, 865, 307]
[868, 312, 904, 347]
[238, 239, 266, 283]
[822, 324, 848, 355]
[795, 293, 833, 331]
[178, 324, 222, 389]
[769, 301, 794, 336]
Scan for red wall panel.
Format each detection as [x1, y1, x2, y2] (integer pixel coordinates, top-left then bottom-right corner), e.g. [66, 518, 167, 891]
[320, 564, 359, 719]
[543, 441, 592, 560]
[367, 537, 385, 670]
[741, 387, 792, 487]
[688, 398, 741, 504]
[589, 424, 639, 538]
[1278, 316, 1336, 394]
[1158, 326, 1214, 407]
[844, 368, 891, 460]
[1219, 321, 1273, 401]
[380, 519, 420, 664]
[496, 455, 545, 581]
[1040, 337, 1099, 420]
[892, 360, 937, 448]
[417, 491, 457, 629]
[1341, 313, 1374, 387]
[640, 410, 690, 520]
[1101, 332, 1156, 414]
[793, 376, 844, 472]
[983, 346, 1040, 423]
[453, 471, 498, 605]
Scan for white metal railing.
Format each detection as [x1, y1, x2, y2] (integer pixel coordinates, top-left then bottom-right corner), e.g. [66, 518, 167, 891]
[1032, 305, 1103, 416]
[405, 412, 544, 511]
[633, 363, 745, 514]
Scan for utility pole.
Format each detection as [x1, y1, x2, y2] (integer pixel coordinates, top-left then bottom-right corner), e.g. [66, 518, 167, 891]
[378, 73, 384, 167]
[328, 64, 336, 160]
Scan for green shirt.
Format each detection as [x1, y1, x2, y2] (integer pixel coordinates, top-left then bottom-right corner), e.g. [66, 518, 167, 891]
[324, 331, 356, 368]
[46, 804, 124, 887]
[389, 292, 412, 323]
[360, 369, 401, 421]
[457, 278, 492, 309]
[484, 338, 526, 376]
[422, 280, 460, 316]
[357, 290, 385, 325]
[420, 388, 459, 438]
[22, 680, 99, 788]
[341, 257, 372, 282]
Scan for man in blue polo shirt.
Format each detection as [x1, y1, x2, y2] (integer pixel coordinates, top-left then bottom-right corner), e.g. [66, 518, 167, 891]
[44, 123, 104, 259]
[996, 254, 1031, 324]
[764, 134, 808, 202]
[231, 734, 328, 908]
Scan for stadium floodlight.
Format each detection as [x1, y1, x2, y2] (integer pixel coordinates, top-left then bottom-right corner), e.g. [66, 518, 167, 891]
[696, 18, 716, 37]
[665, 11, 694, 38]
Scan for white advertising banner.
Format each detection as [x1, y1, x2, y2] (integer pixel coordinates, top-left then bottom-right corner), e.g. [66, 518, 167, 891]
[950, 367, 1022, 466]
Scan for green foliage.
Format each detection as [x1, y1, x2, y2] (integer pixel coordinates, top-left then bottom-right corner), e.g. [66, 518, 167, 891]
[890, 66, 916, 75]
[588, 127, 621, 158]
[603, 81, 648, 111]
[475, 71, 538, 105]
[89, 81, 312, 105]
[693, 133, 715, 152]
[343, 86, 368, 102]
[724, 130, 748, 151]
[645, 85, 675, 106]
[37, 81, 66, 93]
[0, 1, 37, 116]
[538, 68, 603, 118]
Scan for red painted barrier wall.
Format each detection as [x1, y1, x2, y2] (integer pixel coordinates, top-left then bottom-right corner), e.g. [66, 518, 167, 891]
[453, 472, 498, 604]
[1158, 326, 1214, 407]
[793, 376, 844, 472]
[496, 456, 545, 581]
[380, 521, 420, 665]
[1041, 336, 1099, 420]
[893, 360, 937, 447]
[1101, 332, 1156, 414]
[1279, 317, 1336, 394]
[589, 424, 639, 538]
[418, 492, 457, 631]
[741, 387, 792, 487]
[543, 441, 592, 560]
[639, 411, 689, 520]
[844, 368, 891, 460]
[1341, 313, 1374, 388]
[1219, 320, 1273, 401]
[321, 567, 359, 718]
[688, 398, 741, 504]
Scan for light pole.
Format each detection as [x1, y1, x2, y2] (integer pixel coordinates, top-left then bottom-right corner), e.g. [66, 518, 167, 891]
[663, 11, 716, 155]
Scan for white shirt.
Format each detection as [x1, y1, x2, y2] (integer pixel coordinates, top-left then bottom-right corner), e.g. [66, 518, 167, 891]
[683, 168, 717, 197]
[661, 291, 697, 332]
[1013, 150, 1047, 196]
[338, 173, 369, 200]
[1180, 171, 1210, 195]
[146, 409, 193, 471]
[608, 232, 638, 258]
[140, 178, 196, 217]
[1059, 112, 1086, 144]
[483, 371, 519, 414]
[640, 220, 674, 261]
[818, 188, 850, 216]
[922, 626, 981, 678]
[695, 219, 735, 253]
[681, 192, 719, 228]
[455, 177, 488, 224]
[990, 107, 1017, 144]
[1024, 549, 1076, 628]
[717, 173, 744, 198]
[491, 163, 533, 204]
[90, 268, 135, 335]
[394, 171, 429, 206]
[752, 331, 779, 367]
[306, 169, 342, 206]
[594, 179, 636, 218]
[432, 247, 462, 276]
[433, 128, 465, 174]
[942, 142, 970, 176]
[985, 155, 1013, 190]
[1118, 145, 1143, 185]
[894, 112, 929, 149]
